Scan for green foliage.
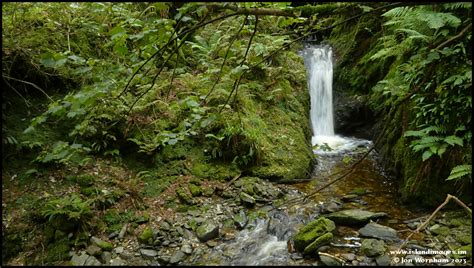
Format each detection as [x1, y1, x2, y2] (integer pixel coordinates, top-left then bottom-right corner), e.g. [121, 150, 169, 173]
[447, 165, 472, 182]
[41, 193, 93, 225]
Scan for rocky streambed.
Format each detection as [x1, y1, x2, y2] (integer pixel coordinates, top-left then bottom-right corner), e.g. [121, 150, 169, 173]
[67, 170, 472, 266]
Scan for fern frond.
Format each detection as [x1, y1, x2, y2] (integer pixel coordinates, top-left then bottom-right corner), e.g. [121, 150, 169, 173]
[442, 2, 472, 11]
[446, 164, 472, 181]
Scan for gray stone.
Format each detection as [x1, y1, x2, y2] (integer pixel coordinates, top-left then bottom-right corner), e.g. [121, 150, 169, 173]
[326, 209, 387, 225]
[360, 239, 386, 257]
[169, 250, 186, 264]
[358, 222, 399, 241]
[86, 244, 102, 256]
[110, 257, 127, 266]
[84, 255, 101, 266]
[101, 251, 112, 264]
[118, 224, 128, 239]
[71, 252, 90, 266]
[90, 236, 113, 251]
[319, 253, 343, 266]
[340, 253, 356, 261]
[108, 232, 119, 239]
[181, 244, 193, 254]
[196, 222, 219, 242]
[160, 221, 172, 231]
[376, 254, 391, 266]
[240, 192, 256, 207]
[140, 248, 158, 258]
[114, 246, 124, 254]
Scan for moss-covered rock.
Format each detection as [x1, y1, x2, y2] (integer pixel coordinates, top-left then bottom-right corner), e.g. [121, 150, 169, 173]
[240, 192, 256, 207]
[176, 187, 195, 205]
[188, 184, 202, 197]
[91, 236, 113, 251]
[46, 238, 71, 263]
[293, 217, 335, 252]
[303, 232, 334, 255]
[138, 226, 154, 244]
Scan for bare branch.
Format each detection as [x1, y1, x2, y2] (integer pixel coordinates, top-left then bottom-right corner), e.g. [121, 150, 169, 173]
[2, 74, 54, 102]
[435, 23, 472, 50]
[202, 15, 249, 105]
[219, 15, 259, 114]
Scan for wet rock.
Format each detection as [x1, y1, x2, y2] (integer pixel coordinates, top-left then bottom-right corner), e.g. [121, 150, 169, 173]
[84, 255, 102, 266]
[233, 210, 248, 229]
[267, 210, 293, 240]
[86, 244, 102, 256]
[181, 244, 193, 254]
[407, 222, 418, 230]
[320, 199, 343, 213]
[71, 252, 90, 266]
[91, 236, 113, 251]
[358, 222, 399, 241]
[140, 248, 158, 258]
[169, 250, 186, 264]
[341, 253, 356, 261]
[375, 254, 391, 266]
[196, 222, 219, 242]
[293, 217, 335, 252]
[319, 253, 343, 266]
[325, 209, 387, 225]
[240, 192, 256, 207]
[429, 224, 450, 236]
[110, 257, 127, 266]
[138, 226, 154, 244]
[304, 232, 333, 255]
[360, 239, 385, 257]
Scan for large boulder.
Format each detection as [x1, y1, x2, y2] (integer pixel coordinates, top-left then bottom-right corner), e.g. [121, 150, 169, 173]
[325, 209, 387, 225]
[293, 217, 335, 253]
[358, 222, 399, 241]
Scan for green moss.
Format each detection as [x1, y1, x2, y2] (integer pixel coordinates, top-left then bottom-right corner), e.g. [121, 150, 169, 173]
[95, 240, 113, 251]
[46, 238, 71, 263]
[176, 187, 195, 205]
[191, 162, 240, 181]
[138, 226, 154, 244]
[293, 217, 336, 252]
[303, 232, 333, 255]
[188, 184, 202, 197]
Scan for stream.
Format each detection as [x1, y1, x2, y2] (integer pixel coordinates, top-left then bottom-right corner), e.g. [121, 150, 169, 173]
[190, 45, 429, 265]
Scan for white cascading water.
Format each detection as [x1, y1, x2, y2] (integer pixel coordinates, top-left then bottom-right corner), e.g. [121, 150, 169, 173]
[302, 45, 371, 154]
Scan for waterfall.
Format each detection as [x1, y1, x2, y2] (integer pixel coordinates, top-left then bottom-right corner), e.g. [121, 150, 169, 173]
[302, 45, 334, 145]
[302, 45, 371, 153]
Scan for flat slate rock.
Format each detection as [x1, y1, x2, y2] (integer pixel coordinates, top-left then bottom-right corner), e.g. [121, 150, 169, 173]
[358, 222, 399, 241]
[325, 209, 387, 225]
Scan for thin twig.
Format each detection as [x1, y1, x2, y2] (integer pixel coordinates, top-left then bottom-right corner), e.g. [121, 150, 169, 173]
[219, 15, 259, 114]
[126, 34, 189, 115]
[396, 194, 472, 254]
[2, 75, 54, 102]
[117, 12, 241, 99]
[202, 15, 248, 105]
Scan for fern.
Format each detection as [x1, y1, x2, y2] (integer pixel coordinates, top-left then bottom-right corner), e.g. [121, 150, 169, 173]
[446, 164, 472, 181]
